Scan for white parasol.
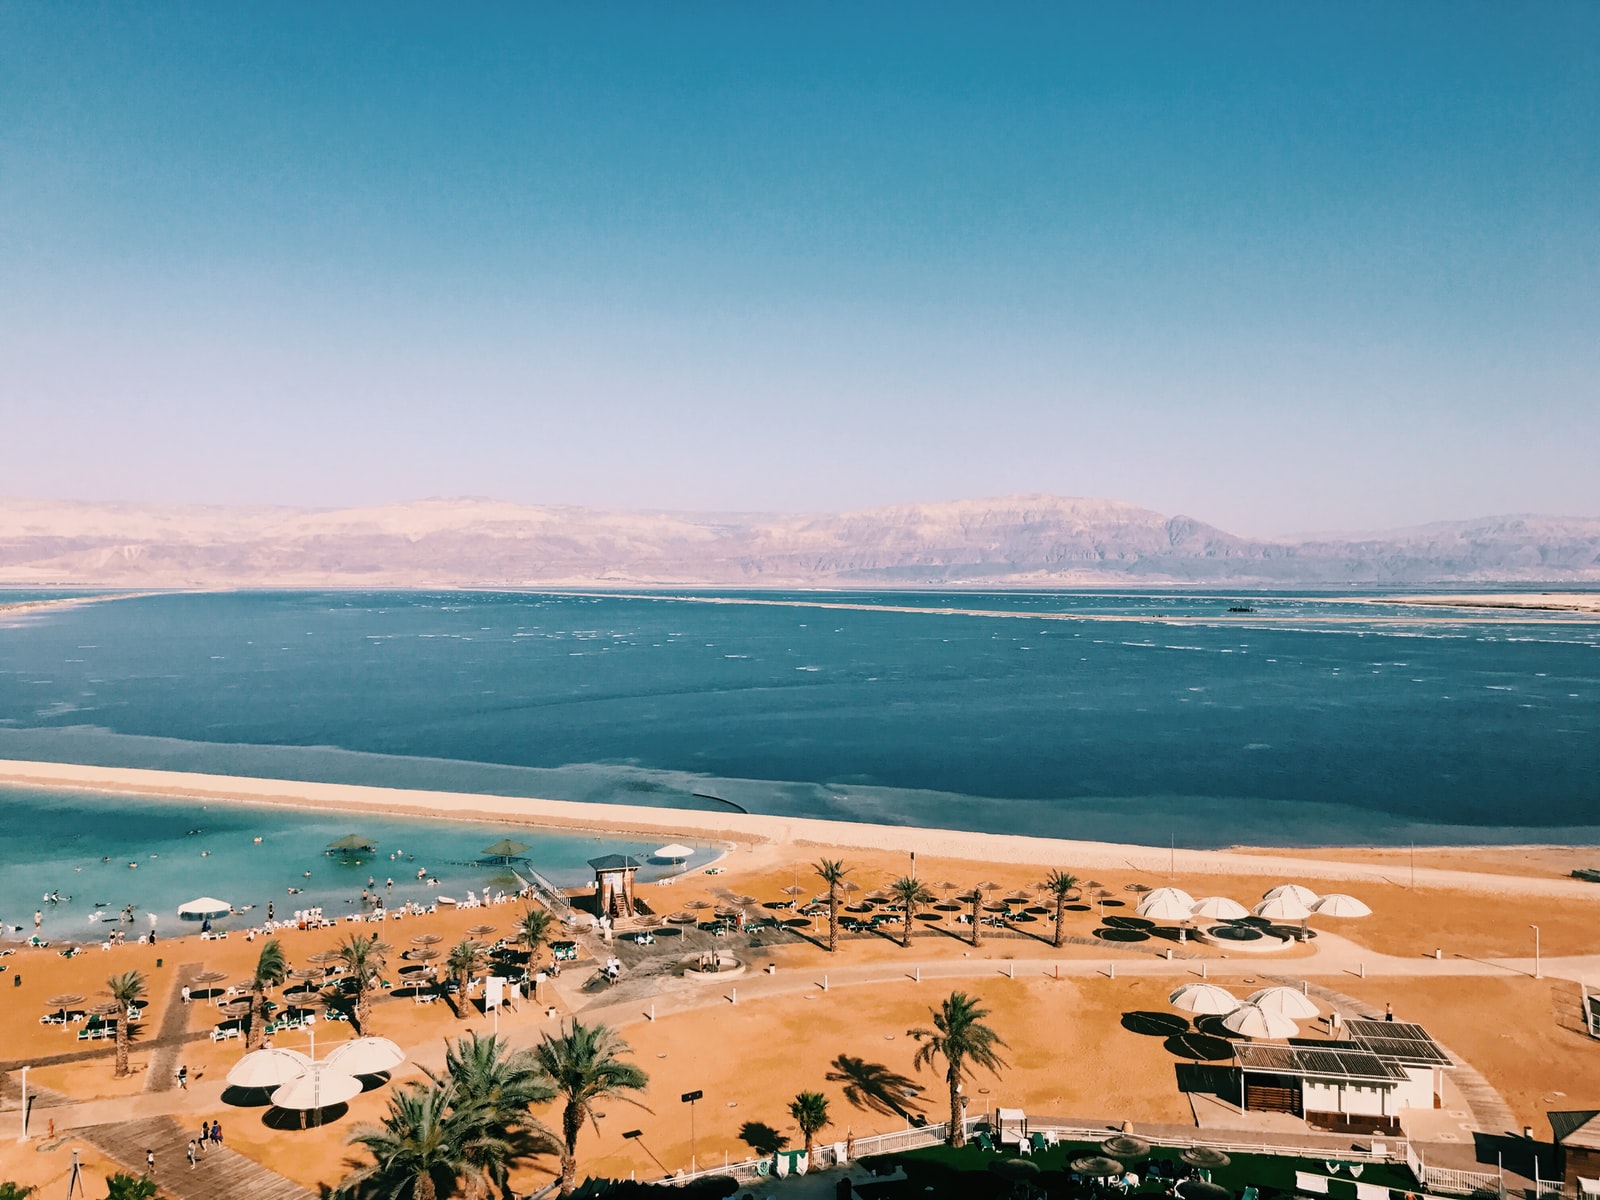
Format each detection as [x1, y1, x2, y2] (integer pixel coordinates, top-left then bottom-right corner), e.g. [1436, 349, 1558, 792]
[177, 897, 232, 919]
[1253, 895, 1312, 921]
[1246, 986, 1320, 1019]
[324, 1036, 405, 1076]
[1136, 891, 1196, 921]
[1168, 983, 1240, 1016]
[1221, 1001, 1298, 1039]
[1311, 893, 1372, 918]
[1190, 895, 1250, 920]
[653, 844, 695, 861]
[270, 1061, 362, 1111]
[225, 1048, 311, 1090]
[1262, 884, 1319, 907]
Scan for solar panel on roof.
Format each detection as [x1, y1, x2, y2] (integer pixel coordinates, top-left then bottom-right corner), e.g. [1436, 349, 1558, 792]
[1345, 1020, 1453, 1067]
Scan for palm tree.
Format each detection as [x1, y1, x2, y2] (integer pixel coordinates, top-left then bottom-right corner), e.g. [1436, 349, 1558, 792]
[532, 1021, 650, 1197]
[788, 1091, 831, 1166]
[337, 933, 388, 1034]
[103, 1175, 157, 1200]
[428, 1032, 556, 1200]
[909, 991, 1009, 1148]
[813, 859, 851, 953]
[1043, 869, 1080, 949]
[968, 887, 983, 947]
[339, 1081, 464, 1200]
[246, 939, 288, 1050]
[887, 876, 932, 948]
[0, 1183, 38, 1200]
[516, 906, 554, 964]
[446, 939, 489, 1019]
[105, 970, 147, 1079]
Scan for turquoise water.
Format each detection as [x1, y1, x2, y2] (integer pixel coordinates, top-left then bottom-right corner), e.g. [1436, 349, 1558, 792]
[0, 589, 1596, 856]
[0, 784, 678, 945]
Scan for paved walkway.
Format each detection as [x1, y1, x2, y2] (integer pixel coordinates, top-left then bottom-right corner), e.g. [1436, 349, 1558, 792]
[78, 1114, 316, 1200]
[147, 963, 205, 1093]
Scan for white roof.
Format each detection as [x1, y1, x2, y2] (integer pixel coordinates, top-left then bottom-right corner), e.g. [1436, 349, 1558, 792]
[1311, 893, 1372, 918]
[1137, 892, 1195, 921]
[1263, 884, 1319, 906]
[1247, 985, 1320, 1019]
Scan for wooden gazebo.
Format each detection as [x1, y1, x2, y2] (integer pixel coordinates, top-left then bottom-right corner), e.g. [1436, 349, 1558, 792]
[588, 854, 644, 920]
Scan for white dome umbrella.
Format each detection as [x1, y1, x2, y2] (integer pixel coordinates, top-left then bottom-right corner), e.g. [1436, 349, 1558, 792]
[1253, 895, 1312, 921]
[324, 1036, 405, 1077]
[1190, 896, 1250, 920]
[225, 1048, 311, 1090]
[653, 844, 695, 861]
[1247, 986, 1320, 1020]
[271, 1062, 363, 1125]
[1137, 891, 1196, 921]
[1221, 1002, 1298, 1040]
[1262, 884, 1319, 907]
[177, 897, 233, 920]
[1311, 894, 1372, 918]
[1168, 983, 1240, 1016]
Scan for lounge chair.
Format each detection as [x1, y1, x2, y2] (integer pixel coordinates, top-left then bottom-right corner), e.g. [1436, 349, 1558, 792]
[1241, 1187, 1259, 1200]
[1030, 1132, 1049, 1153]
[975, 1131, 997, 1152]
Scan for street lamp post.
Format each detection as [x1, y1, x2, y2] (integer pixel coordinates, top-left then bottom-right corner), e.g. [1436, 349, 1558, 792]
[1531, 925, 1542, 979]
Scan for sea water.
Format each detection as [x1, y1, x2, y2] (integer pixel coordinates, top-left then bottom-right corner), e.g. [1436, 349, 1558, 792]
[0, 589, 1596, 860]
[0, 784, 674, 944]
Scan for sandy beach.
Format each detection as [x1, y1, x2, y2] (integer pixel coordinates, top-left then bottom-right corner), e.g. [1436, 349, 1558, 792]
[1, 758, 1598, 1196]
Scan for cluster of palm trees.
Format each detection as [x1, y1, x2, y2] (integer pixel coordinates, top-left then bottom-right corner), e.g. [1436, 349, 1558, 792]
[337, 1021, 647, 1200]
[810, 859, 1081, 951]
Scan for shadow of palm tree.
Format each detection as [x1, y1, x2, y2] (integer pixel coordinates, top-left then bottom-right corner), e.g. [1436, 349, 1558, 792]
[739, 1121, 788, 1155]
[826, 1055, 924, 1119]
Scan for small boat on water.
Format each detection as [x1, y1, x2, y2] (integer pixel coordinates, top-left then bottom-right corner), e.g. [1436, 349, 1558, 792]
[435, 896, 457, 906]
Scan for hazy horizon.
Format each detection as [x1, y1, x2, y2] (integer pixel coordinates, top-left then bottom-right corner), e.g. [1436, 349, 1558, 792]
[3, 4, 1596, 538]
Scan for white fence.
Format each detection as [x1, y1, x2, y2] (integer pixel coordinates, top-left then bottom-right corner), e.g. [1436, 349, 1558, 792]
[1405, 1141, 1506, 1199]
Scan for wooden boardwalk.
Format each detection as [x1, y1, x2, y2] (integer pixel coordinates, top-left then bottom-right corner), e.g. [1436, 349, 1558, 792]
[79, 1115, 317, 1200]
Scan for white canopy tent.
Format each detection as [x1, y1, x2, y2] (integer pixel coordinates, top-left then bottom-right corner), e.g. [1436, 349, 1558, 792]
[1254, 895, 1312, 921]
[1222, 1002, 1298, 1040]
[271, 1062, 363, 1113]
[324, 1036, 405, 1076]
[1311, 893, 1372, 918]
[1262, 884, 1320, 907]
[1136, 891, 1195, 921]
[1247, 986, 1320, 1019]
[225, 1048, 311, 1090]
[1169, 983, 1240, 1016]
[1190, 896, 1250, 920]
[653, 844, 695, 861]
[177, 897, 233, 920]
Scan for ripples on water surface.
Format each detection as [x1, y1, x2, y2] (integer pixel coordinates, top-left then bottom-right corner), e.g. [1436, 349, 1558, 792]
[0, 589, 1596, 849]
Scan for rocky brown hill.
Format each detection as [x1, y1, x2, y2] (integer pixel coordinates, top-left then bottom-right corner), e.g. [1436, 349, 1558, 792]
[1, 495, 1596, 586]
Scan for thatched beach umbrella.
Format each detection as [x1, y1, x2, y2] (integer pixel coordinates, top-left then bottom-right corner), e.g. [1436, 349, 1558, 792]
[407, 947, 440, 962]
[482, 839, 531, 861]
[666, 911, 696, 925]
[1178, 1180, 1232, 1200]
[1071, 1156, 1125, 1177]
[410, 933, 442, 947]
[466, 924, 496, 938]
[1101, 1134, 1152, 1160]
[327, 834, 376, 855]
[89, 1000, 125, 1018]
[1182, 1147, 1232, 1169]
[685, 899, 712, 911]
[45, 992, 85, 1011]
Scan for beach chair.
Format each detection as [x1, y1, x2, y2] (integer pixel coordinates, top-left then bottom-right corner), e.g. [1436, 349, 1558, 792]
[975, 1131, 997, 1152]
[1241, 1187, 1258, 1200]
[1030, 1132, 1049, 1153]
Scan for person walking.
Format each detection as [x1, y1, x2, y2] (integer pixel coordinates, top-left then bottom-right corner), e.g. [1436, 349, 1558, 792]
[211, 1119, 222, 1146]
[186, 1140, 196, 1169]
[177, 1064, 188, 1090]
[1385, 1002, 1394, 1022]
[145, 1149, 154, 1173]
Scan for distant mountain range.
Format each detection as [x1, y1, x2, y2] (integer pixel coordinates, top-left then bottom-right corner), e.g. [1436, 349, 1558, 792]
[1, 495, 1598, 586]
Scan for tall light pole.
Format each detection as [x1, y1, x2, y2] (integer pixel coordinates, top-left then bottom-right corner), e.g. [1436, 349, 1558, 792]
[1531, 925, 1542, 979]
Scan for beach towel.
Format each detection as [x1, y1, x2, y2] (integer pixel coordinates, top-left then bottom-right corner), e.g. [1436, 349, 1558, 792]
[774, 1153, 789, 1178]
[1296, 1172, 1331, 1194]
[832, 1142, 848, 1165]
[1354, 1182, 1389, 1200]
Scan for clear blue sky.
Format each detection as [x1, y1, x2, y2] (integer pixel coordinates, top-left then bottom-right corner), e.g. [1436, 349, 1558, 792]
[2, 2, 1596, 535]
